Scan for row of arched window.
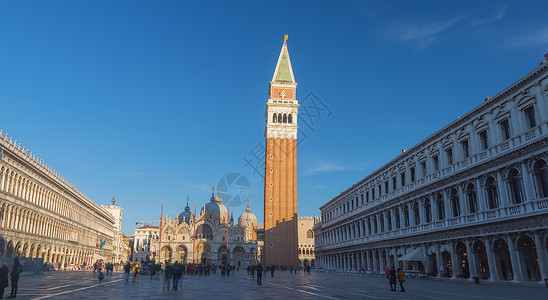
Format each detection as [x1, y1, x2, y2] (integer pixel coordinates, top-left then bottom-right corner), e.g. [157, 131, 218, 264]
[0, 201, 84, 242]
[272, 113, 293, 124]
[0, 237, 93, 265]
[322, 102, 543, 223]
[323, 159, 548, 223]
[299, 248, 314, 255]
[320, 159, 548, 245]
[0, 165, 111, 236]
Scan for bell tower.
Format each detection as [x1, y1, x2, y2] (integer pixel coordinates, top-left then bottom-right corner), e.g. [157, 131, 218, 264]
[263, 35, 299, 266]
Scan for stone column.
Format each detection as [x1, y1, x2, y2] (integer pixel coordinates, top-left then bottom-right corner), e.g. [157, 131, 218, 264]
[409, 203, 416, 226]
[376, 214, 381, 233]
[418, 199, 425, 224]
[358, 219, 363, 237]
[443, 190, 451, 222]
[399, 206, 406, 228]
[483, 238, 500, 281]
[348, 252, 352, 270]
[435, 244, 442, 278]
[383, 212, 389, 232]
[465, 240, 479, 279]
[432, 194, 440, 221]
[533, 232, 548, 281]
[360, 251, 365, 270]
[372, 250, 378, 271]
[506, 235, 523, 282]
[497, 171, 510, 207]
[390, 209, 397, 231]
[394, 248, 399, 269]
[346, 225, 350, 240]
[379, 251, 384, 270]
[458, 184, 465, 216]
[475, 178, 486, 212]
[450, 242, 459, 279]
[386, 250, 391, 268]
[520, 162, 535, 201]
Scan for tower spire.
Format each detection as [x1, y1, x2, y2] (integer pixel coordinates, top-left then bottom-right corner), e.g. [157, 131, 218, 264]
[272, 34, 295, 83]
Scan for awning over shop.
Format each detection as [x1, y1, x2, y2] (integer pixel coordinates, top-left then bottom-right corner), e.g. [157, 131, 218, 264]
[398, 247, 427, 264]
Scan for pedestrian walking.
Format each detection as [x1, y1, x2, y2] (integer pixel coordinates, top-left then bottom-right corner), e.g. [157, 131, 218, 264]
[227, 264, 231, 277]
[164, 263, 173, 290]
[385, 267, 390, 279]
[0, 263, 9, 299]
[172, 262, 182, 291]
[98, 269, 104, 283]
[389, 267, 397, 291]
[7, 258, 22, 299]
[397, 269, 405, 292]
[256, 264, 263, 285]
[124, 263, 131, 282]
[270, 265, 275, 278]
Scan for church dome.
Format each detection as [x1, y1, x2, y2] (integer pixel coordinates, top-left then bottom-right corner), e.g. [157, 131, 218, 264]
[238, 204, 257, 228]
[201, 192, 228, 223]
[178, 203, 193, 225]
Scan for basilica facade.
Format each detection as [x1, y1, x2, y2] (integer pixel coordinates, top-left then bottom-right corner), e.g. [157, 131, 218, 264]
[0, 131, 117, 267]
[314, 54, 548, 283]
[145, 191, 260, 268]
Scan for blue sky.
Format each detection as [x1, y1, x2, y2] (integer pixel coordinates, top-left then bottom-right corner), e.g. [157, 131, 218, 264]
[1, 1, 547, 235]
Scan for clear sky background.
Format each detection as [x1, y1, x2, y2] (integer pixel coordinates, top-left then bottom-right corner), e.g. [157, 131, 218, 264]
[1, 1, 548, 236]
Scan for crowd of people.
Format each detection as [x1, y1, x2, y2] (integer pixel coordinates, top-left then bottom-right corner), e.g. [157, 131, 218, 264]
[0, 257, 414, 297]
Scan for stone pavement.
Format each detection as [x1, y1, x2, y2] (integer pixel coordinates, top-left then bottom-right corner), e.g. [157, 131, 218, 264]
[8, 270, 547, 299]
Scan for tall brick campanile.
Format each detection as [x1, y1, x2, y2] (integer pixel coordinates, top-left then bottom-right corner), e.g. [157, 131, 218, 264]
[263, 36, 299, 267]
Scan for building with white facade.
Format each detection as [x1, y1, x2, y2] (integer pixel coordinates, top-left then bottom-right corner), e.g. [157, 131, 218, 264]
[0, 131, 116, 267]
[101, 197, 126, 263]
[314, 54, 548, 283]
[132, 225, 159, 263]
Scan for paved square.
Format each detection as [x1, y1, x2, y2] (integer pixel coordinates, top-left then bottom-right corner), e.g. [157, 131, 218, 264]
[10, 270, 547, 299]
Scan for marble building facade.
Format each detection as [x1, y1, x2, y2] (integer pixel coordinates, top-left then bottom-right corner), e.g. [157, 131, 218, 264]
[314, 54, 548, 283]
[0, 132, 116, 266]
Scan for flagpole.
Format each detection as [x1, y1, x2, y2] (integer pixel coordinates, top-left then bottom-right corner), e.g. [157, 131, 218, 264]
[193, 201, 197, 264]
[226, 203, 229, 264]
[159, 200, 163, 263]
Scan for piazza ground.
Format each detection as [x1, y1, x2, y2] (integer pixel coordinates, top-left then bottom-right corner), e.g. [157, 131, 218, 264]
[10, 270, 547, 299]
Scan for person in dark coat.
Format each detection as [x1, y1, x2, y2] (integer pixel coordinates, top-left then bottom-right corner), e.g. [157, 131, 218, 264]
[0, 264, 9, 299]
[7, 258, 21, 298]
[389, 267, 397, 291]
[256, 264, 263, 285]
